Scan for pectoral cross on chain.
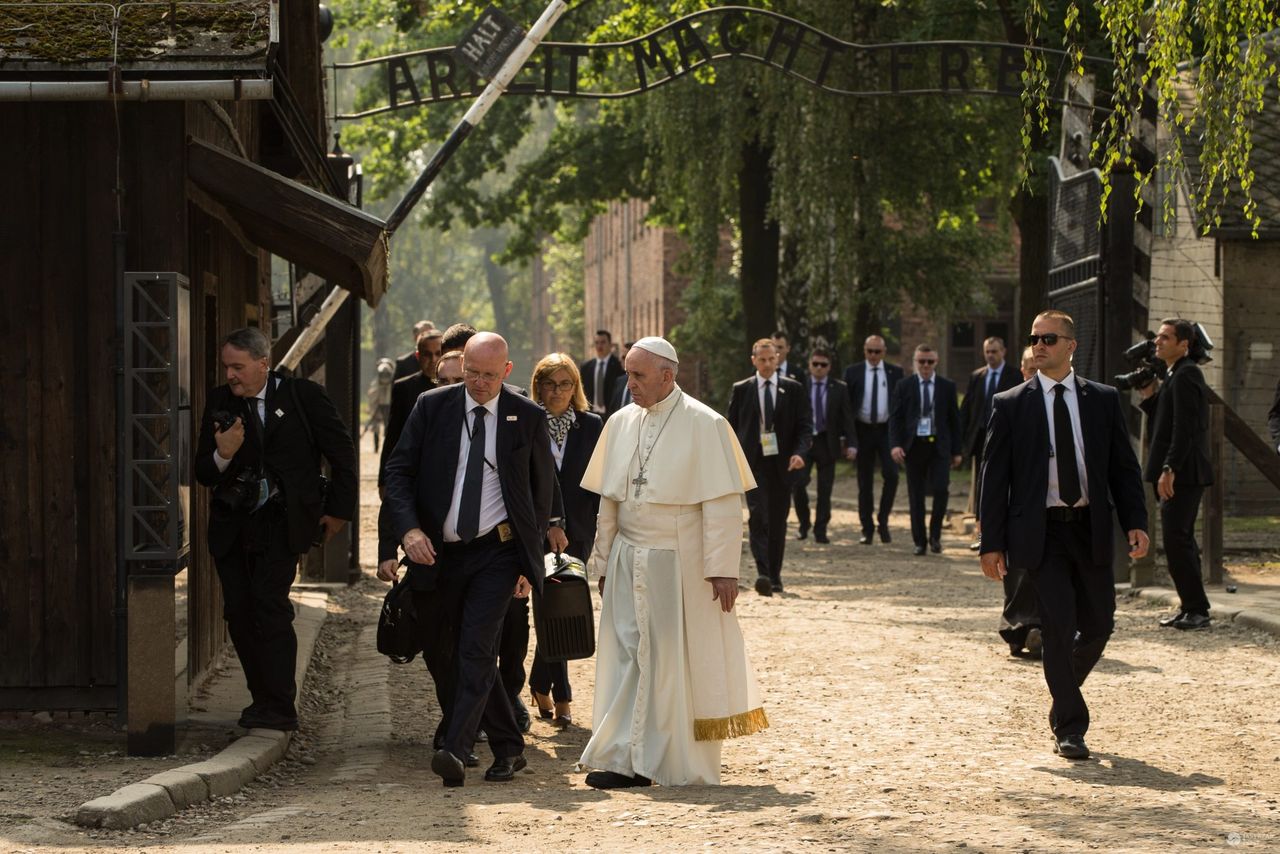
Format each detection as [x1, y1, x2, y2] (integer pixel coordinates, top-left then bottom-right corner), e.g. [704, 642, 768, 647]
[632, 471, 648, 499]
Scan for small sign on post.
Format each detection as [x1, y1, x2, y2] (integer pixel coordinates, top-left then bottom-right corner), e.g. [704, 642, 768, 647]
[454, 6, 527, 80]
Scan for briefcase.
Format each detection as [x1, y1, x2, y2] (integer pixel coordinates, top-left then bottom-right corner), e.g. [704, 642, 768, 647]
[376, 576, 421, 664]
[533, 552, 596, 663]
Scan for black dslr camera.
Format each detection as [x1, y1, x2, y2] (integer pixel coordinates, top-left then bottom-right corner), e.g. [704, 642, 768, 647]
[1114, 322, 1215, 391]
[210, 409, 262, 511]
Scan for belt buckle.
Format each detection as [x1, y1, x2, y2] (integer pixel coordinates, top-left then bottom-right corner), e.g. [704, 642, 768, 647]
[496, 522, 514, 543]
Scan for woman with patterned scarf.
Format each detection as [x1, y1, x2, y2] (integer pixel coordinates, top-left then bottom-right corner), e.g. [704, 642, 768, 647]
[527, 352, 604, 725]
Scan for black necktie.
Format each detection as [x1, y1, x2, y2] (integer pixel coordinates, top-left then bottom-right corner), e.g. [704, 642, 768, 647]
[595, 361, 605, 408]
[869, 367, 880, 422]
[763, 379, 775, 432]
[457, 405, 487, 542]
[1053, 384, 1082, 506]
[922, 379, 933, 417]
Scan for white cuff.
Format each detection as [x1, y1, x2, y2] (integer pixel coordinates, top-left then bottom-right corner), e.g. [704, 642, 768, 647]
[213, 451, 231, 473]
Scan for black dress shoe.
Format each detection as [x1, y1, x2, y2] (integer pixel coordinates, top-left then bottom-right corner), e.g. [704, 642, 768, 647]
[859, 533, 874, 545]
[431, 749, 466, 787]
[913, 545, 926, 556]
[1053, 734, 1090, 760]
[929, 538, 942, 554]
[465, 751, 480, 768]
[238, 713, 299, 731]
[879, 527, 892, 544]
[1159, 611, 1187, 628]
[771, 579, 784, 593]
[1024, 627, 1043, 659]
[484, 755, 528, 782]
[754, 576, 773, 597]
[796, 529, 809, 541]
[814, 532, 830, 544]
[1174, 612, 1212, 630]
[585, 770, 653, 789]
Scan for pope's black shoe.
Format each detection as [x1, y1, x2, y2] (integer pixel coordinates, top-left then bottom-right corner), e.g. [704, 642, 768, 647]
[1053, 734, 1090, 760]
[585, 770, 653, 789]
[754, 575, 773, 597]
[484, 755, 527, 782]
[431, 749, 466, 787]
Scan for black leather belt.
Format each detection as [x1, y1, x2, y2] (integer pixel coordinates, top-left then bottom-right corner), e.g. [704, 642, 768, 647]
[1046, 505, 1088, 522]
[440, 520, 515, 551]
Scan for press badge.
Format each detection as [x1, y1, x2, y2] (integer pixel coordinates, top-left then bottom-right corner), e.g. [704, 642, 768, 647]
[916, 416, 933, 437]
[760, 431, 780, 456]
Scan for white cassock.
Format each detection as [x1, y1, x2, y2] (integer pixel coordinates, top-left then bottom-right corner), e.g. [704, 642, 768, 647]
[578, 386, 767, 786]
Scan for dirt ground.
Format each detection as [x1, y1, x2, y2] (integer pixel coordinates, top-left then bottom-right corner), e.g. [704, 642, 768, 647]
[4, 441, 1280, 853]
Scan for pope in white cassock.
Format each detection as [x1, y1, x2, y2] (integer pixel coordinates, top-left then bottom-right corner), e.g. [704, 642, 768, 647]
[577, 336, 768, 789]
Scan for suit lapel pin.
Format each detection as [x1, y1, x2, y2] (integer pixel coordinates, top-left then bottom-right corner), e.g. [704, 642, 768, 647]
[275, 408, 285, 418]
[506, 415, 518, 421]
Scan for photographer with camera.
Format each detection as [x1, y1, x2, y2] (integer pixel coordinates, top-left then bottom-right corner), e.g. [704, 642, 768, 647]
[1136, 319, 1215, 631]
[195, 327, 357, 730]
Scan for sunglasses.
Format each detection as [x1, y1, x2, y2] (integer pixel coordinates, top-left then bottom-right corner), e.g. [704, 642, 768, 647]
[1026, 333, 1073, 346]
[916, 359, 937, 365]
[810, 361, 830, 368]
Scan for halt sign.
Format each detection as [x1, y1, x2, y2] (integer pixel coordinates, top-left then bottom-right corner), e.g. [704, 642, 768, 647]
[453, 6, 527, 80]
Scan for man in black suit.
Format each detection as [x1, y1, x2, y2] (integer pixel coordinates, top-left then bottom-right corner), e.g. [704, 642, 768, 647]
[378, 329, 443, 491]
[728, 338, 812, 596]
[383, 332, 567, 786]
[771, 331, 805, 381]
[793, 347, 856, 543]
[844, 335, 904, 544]
[606, 341, 635, 418]
[960, 336, 1021, 549]
[580, 329, 625, 416]
[980, 309, 1150, 760]
[889, 344, 962, 555]
[393, 319, 436, 380]
[1138, 318, 1215, 630]
[195, 327, 357, 732]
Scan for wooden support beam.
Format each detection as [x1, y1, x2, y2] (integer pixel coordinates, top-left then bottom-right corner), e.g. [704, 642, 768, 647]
[1208, 388, 1280, 492]
[1203, 403, 1225, 585]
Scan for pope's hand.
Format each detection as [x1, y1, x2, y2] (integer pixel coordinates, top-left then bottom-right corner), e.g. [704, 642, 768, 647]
[709, 577, 738, 612]
[980, 551, 1006, 580]
[787, 454, 805, 471]
[891, 446, 906, 464]
[402, 528, 436, 565]
[376, 559, 399, 583]
[548, 525, 568, 553]
[1128, 529, 1150, 559]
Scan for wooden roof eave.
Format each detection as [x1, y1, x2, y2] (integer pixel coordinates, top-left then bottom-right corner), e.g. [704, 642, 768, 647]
[186, 137, 388, 307]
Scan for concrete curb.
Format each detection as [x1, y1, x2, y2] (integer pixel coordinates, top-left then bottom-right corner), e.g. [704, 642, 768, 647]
[74, 591, 328, 829]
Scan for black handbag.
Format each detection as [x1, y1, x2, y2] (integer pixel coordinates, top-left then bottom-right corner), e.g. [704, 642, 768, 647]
[376, 575, 421, 664]
[533, 552, 596, 663]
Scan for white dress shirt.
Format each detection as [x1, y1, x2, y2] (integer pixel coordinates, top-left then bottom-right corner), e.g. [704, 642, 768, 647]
[442, 390, 506, 542]
[1037, 370, 1090, 507]
[212, 378, 275, 472]
[858, 362, 889, 423]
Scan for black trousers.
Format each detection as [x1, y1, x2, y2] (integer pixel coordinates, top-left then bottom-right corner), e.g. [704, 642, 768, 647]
[213, 504, 299, 724]
[498, 597, 530, 703]
[411, 587, 459, 747]
[904, 441, 950, 547]
[999, 566, 1042, 646]
[793, 436, 836, 535]
[439, 538, 525, 760]
[1159, 484, 1209, 614]
[1029, 516, 1115, 737]
[854, 421, 898, 535]
[747, 463, 791, 583]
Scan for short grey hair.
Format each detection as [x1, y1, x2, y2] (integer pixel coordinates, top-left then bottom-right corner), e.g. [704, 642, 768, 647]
[221, 327, 271, 361]
[656, 355, 678, 378]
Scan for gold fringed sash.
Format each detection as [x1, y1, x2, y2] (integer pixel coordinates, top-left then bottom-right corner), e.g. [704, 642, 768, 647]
[693, 707, 769, 742]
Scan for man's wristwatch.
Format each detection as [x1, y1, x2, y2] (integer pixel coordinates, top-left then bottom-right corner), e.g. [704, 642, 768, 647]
[549, 517, 564, 528]
[1161, 464, 1173, 474]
